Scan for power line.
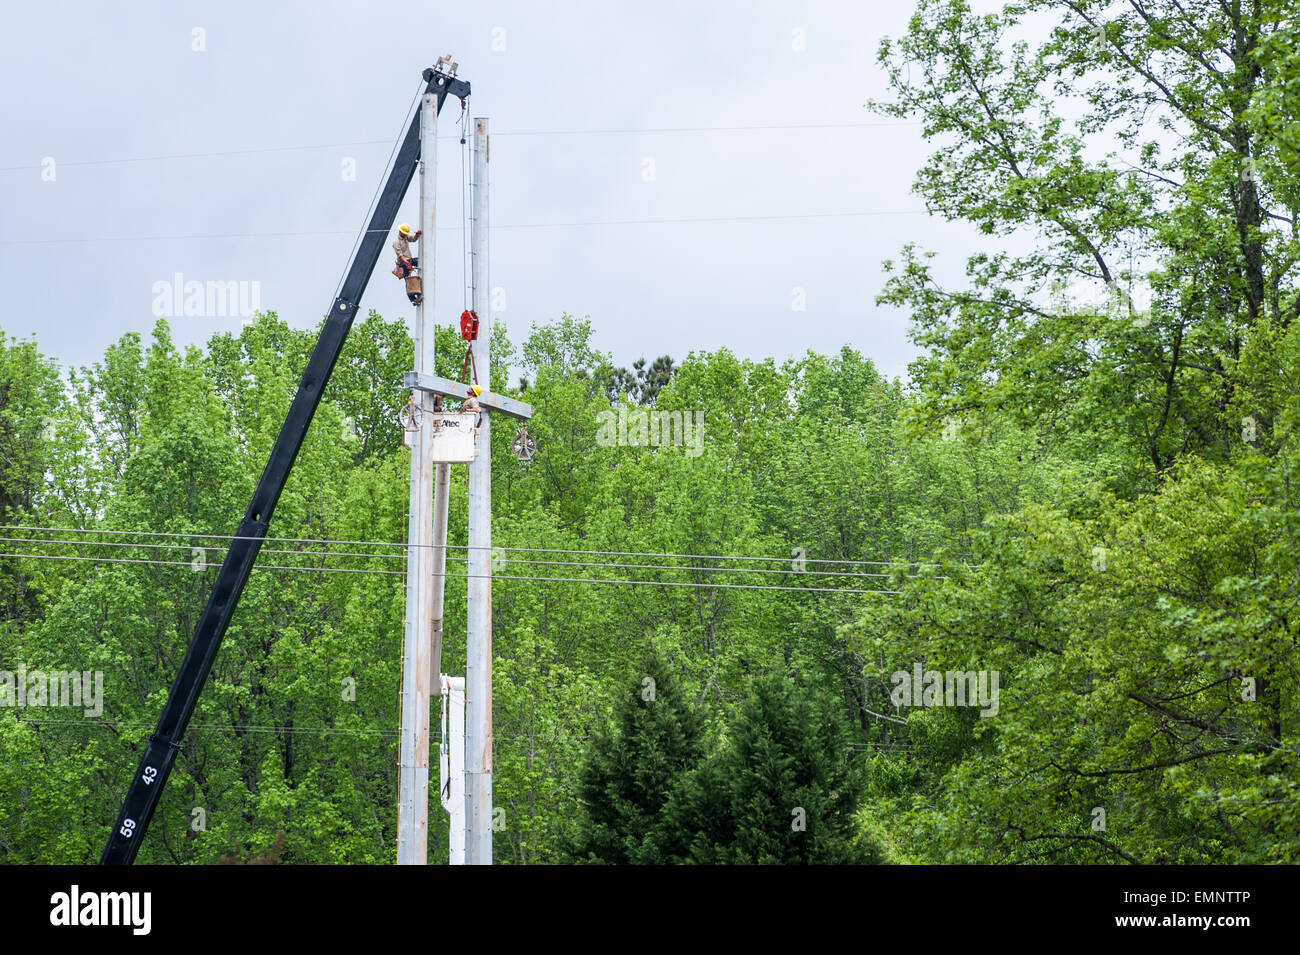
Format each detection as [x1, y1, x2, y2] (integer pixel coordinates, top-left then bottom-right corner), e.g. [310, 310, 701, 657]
[490, 121, 923, 136]
[476, 543, 952, 569]
[479, 554, 934, 580]
[0, 121, 923, 173]
[7, 717, 571, 741]
[1, 523, 419, 548]
[0, 209, 929, 247]
[0, 551, 402, 576]
[0, 535, 946, 581]
[332, 79, 424, 302]
[0, 140, 401, 173]
[0, 525, 952, 568]
[12, 717, 918, 749]
[12, 717, 401, 737]
[0, 533, 409, 562]
[0, 550, 903, 594]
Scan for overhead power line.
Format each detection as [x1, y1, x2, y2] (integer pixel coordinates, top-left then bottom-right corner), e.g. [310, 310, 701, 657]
[13, 717, 917, 750]
[0, 209, 929, 247]
[0, 526, 955, 569]
[0, 533, 949, 581]
[0, 551, 904, 595]
[0, 121, 922, 173]
[9, 717, 579, 742]
[0, 551, 403, 576]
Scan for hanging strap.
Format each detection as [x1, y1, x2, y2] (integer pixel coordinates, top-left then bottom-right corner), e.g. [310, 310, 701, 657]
[459, 342, 478, 386]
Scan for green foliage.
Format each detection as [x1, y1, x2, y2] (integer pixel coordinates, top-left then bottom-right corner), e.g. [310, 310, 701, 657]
[849, 0, 1300, 864]
[873, 0, 1300, 480]
[663, 673, 886, 865]
[3, 312, 952, 864]
[572, 665, 887, 865]
[570, 653, 704, 864]
[603, 355, 675, 407]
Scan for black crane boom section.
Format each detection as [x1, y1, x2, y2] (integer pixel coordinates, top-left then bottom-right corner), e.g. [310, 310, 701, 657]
[100, 66, 470, 865]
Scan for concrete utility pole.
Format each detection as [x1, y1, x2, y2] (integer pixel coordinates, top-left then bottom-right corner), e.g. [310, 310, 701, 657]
[465, 116, 493, 865]
[429, 464, 450, 721]
[397, 92, 440, 866]
[400, 114, 530, 867]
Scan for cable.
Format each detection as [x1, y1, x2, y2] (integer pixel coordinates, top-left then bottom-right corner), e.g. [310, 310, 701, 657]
[10, 717, 400, 737]
[3, 525, 420, 547]
[0, 209, 930, 247]
[0, 535, 944, 580]
[333, 80, 424, 300]
[12, 722, 925, 758]
[0, 551, 903, 594]
[474, 543, 951, 568]
[7, 717, 567, 741]
[467, 554, 937, 580]
[12, 718, 918, 750]
[488, 121, 925, 136]
[0, 121, 925, 174]
[460, 102, 471, 312]
[0, 551, 403, 576]
[0, 534, 407, 562]
[0, 526, 951, 568]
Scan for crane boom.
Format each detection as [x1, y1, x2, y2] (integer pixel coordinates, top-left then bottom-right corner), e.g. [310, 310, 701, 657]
[100, 64, 471, 865]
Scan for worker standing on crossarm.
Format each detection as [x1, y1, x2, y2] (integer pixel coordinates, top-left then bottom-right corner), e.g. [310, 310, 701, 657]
[393, 223, 422, 276]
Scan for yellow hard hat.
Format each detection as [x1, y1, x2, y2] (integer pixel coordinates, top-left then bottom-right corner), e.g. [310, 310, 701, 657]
[471, 385, 483, 396]
[399, 223, 412, 236]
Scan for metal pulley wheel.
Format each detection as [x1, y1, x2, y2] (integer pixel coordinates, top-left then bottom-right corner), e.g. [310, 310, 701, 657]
[512, 426, 537, 462]
[398, 398, 423, 432]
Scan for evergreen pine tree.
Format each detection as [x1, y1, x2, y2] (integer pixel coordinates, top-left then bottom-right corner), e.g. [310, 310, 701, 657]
[570, 652, 704, 863]
[666, 673, 883, 864]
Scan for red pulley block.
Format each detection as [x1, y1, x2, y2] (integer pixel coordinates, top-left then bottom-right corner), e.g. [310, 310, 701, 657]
[459, 309, 480, 341]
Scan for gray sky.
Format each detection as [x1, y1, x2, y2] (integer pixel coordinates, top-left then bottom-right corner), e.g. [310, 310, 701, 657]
[0, 0, 1002, 383]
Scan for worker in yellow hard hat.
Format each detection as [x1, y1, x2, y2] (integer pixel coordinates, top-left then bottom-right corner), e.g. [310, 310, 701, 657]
[392, 223, 422, 278]
[462, 385, 482, 422]
[392, 223, 425, 305]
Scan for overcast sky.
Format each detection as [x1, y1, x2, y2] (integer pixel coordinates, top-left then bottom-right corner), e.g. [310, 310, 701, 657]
[0, 0, 1007, 383]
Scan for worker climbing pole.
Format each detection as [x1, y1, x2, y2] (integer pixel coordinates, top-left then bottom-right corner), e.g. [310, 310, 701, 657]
[392, 223, 424, 304]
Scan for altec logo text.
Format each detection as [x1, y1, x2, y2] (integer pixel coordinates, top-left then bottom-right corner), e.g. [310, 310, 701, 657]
[49, 885, 151, 935]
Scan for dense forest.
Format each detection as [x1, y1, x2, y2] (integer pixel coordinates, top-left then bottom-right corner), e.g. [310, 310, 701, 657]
[3, 0, 1298, 863]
